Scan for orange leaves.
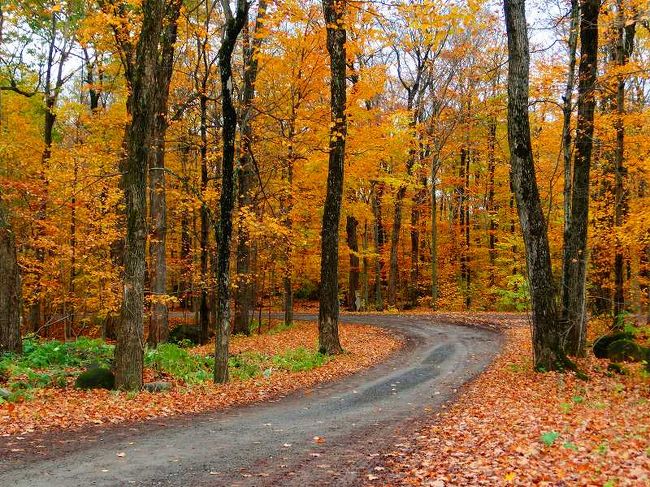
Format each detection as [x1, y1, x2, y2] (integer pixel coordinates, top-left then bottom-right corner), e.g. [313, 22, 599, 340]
[373, 322, 650, 485]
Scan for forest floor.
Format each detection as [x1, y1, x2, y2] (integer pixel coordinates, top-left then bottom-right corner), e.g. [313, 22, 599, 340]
[370, 319, 650, 486]
[0, 321, 401, 439]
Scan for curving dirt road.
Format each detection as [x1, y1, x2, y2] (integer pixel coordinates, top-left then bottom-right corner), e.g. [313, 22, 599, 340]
[0, 314, 504, 486]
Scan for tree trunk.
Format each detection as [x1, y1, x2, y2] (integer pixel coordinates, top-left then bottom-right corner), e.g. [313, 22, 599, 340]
[0, 197, 22, 354]
[234, 1, 266, 335]
[487, 117, 497, 288]
[198, 93, 211, 344]
[147, 11, 178, 346]
[561, 0, 579, 250]
[372, 182, 384, 310]
[114, 0, 181, 390]
[318, 0, 346, 355]
[430, 169, 439, 307]
[346, 215, 360, 310]
[561, 0, 599, 356]
[613, 2, 636, 325]
[388, 186, 405, 307]
[504, 0, 567, 371]
[214, 0, 249, 384]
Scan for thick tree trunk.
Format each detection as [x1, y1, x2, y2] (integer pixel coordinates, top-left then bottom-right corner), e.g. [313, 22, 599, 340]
[504, 0, 567, 371]
[346, 215, 360, 310]
[115, 0, 181, 390]
[318, 0, 346, 355]
[214, 0, 249, 383]
[234, 2, 266, 335]
[561, 0, 599, 356]
[0, 197, 22, 354]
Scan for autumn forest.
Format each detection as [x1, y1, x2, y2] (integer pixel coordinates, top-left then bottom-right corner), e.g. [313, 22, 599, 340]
[0, 0, 649, 483]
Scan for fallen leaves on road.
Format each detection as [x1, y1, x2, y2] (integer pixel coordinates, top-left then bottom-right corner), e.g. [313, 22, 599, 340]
[0, 322, 401, 438]
[373, 324, 650, 486]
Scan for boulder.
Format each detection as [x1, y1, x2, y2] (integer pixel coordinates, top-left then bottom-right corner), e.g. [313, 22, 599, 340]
[168, 325, 201, 345]
[593, 332, 634, 359]
[0, 388, 10, 400]
[143, 381, 171, 393]
[75, 367, 115, 390]
[606, 339, 644, 362]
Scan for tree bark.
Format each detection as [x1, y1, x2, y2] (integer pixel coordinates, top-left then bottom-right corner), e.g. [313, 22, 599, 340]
[318, 0, 346, 355]
[504, 0, 567, 371]
[114, 0, 181, 390]
[562, 0, 599, 356]
[214, 0, 249, 383]
[234, 1, 266, 335]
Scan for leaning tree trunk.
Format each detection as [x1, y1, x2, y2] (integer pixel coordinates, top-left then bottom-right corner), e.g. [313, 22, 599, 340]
[318, 0, 346, 355]
[561, 0, 599, 356]
[504, 0, 568, 371]
[114, 0, 181, 390]
[214, 0, 249, 384]
[0, 197, 22, 354]
[372, 183, 384, 310]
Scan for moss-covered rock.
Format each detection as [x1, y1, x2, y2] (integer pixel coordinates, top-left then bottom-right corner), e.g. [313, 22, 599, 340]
[75, 367, 115, 390]
[592, 332, 634, 359]
[606, 363, 627, 375]
[168, 325, 201, 345]
[606, 339, 644, 362]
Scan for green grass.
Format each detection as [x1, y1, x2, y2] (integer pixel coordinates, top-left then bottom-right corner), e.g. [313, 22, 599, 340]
[0, 337, 114, 396]
[272, 347, 331, 372]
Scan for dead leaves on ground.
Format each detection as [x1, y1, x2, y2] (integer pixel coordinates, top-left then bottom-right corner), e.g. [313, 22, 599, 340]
[373, 325, 649, 486]
[0, 322, 402, 438]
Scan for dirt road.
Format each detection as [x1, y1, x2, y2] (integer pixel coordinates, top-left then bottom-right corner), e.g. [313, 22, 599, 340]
[0, 314, 504, 486]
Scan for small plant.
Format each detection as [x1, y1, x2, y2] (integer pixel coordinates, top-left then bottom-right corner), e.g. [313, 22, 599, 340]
[563, 442, 578, 451]
[228, 353, 264, 381]
[540, 431, 560, 446]
[272, 347, 330, 372]
[145, 344, 211, 384]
